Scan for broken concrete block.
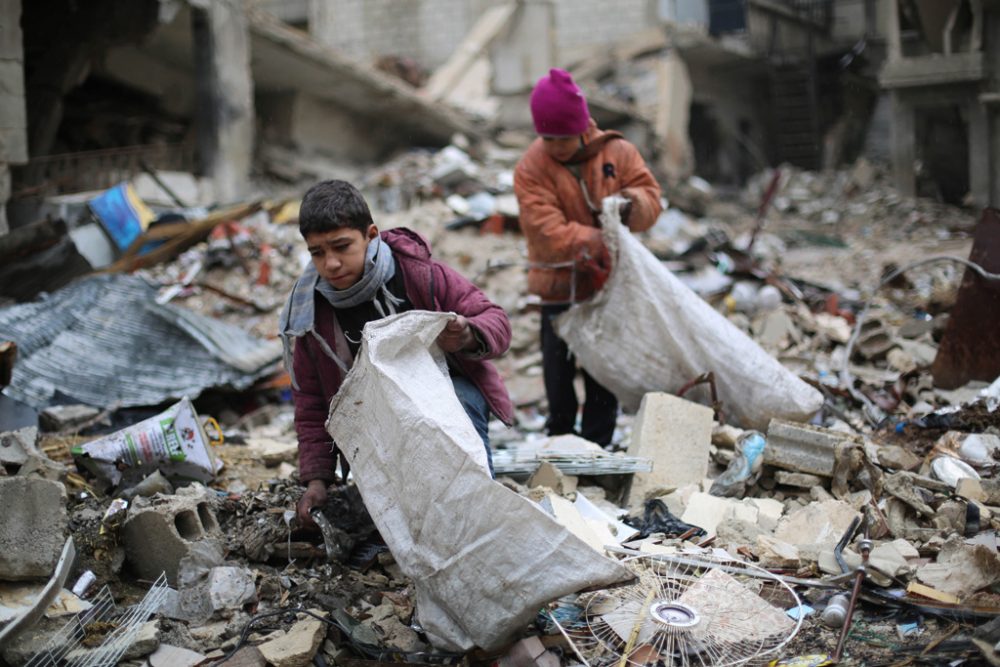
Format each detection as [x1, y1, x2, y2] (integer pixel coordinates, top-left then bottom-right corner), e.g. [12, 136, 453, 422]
[122, 621, 161, 660]
[257, 611, 327, 667]
[245, 437, 298, 467]
[915, 539, 1000, 599]
[0, 477, 68, 580]
[626, 393, 713, 506]
[774, 470, 823, 488]
[122, 484, 220, 585]
[716, 518, 763, 547]
[218, 646, 267, 667]
[748, 497, 784, 532]
[180, 566, 257, 620]
[957, 478, 986, 502]
[361, 601, 427, 653]
[498, 635, 560, 667]
[755, 535, 800, 568]
[765, 419, 864, 477]
[147, 643, 206, 667]
[773, 499, 860, 562]
[680, 492, 761, 536]
[0, 426, 39, 467]
[39, 404, 100, 432]
[17, 453, 68, 481]
[528, 461, 577, 495]
[876, 444, 922, 471]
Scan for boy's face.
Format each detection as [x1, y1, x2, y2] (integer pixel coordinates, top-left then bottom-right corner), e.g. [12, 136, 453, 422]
[541, 135, 582, 163]
[306, 224, 379, 290]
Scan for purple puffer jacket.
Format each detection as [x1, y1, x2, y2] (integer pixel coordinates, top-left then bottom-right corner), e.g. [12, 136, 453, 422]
[292, 227, 514, 484]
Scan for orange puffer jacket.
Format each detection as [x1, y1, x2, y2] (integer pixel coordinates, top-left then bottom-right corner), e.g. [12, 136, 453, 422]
[514, 124, 662, 303]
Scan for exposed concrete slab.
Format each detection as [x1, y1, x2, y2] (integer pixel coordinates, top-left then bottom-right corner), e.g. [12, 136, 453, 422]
[0, 477, 68, 580]
[626, 392, 713, 507]
[247, 8, 482, 145]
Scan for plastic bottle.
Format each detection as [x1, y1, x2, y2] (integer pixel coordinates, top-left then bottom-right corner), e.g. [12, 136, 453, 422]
[820, 594, 850, 628]
[709, 431, 767, 498]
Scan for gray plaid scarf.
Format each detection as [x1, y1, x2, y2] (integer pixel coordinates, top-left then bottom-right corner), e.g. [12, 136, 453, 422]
[278, 237, 402, 389]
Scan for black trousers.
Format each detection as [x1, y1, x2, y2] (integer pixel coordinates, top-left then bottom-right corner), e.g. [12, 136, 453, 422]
[540, 305, 618, 446]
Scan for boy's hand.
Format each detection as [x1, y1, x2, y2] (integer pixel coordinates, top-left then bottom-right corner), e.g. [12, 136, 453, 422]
[437, 315, 476, 353]
[297, 479, 328, 528]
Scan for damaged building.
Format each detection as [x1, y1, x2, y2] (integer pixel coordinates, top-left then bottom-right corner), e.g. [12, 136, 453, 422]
[4, 1, 1000, 666]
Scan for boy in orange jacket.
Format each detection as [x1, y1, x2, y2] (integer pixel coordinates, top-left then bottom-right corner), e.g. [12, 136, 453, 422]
[514, 68, 662, 445]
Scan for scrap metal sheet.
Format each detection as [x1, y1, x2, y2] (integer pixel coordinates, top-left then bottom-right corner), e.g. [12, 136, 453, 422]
[0, 274, 281, 409]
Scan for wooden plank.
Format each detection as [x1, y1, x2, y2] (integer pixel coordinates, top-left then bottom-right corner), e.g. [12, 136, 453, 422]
[421, 3, 517, 102]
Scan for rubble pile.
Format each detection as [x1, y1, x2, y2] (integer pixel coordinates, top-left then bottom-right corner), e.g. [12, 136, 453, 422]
[3, 140, 1000, 666]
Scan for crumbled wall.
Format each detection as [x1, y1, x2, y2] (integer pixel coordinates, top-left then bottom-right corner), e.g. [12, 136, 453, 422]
[0, 0, 26, 235]
[309, 0, 655, 70]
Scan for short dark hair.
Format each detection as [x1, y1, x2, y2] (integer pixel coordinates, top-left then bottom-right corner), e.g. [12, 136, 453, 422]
[299, 180, 374, 237]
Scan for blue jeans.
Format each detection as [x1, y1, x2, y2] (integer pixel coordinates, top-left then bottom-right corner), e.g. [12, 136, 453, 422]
[451, 375, 494, 478]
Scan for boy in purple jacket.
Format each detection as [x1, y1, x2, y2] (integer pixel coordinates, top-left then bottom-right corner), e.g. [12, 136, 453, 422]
[279, 180, 513, 526]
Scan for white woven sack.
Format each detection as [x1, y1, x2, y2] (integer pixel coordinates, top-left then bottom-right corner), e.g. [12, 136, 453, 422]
[327, 310, 631, 651]
[554, 197, 823, 429]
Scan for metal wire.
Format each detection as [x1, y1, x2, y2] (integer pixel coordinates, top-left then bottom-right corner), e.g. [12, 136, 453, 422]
[25, 573, 170, 667]
[492, 450, 653, 476]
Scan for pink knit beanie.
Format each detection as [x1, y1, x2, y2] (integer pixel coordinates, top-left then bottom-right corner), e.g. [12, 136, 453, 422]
[530, 68, 590, 136]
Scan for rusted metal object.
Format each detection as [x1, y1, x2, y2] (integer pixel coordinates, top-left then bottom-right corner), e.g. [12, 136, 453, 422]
[834, 518, 871, 663]
[932, 207, 1000, 389]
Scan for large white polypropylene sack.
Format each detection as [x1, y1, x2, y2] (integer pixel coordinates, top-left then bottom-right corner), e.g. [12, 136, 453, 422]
[326, 310, 631, 651]
[554, 197, 823, 429]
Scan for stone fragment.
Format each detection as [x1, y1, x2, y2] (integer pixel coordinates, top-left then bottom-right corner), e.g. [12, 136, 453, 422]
[876, 445, 922, 471]
[765, 419, 864, 477]
[755, 535, 800, 568]
[626, 393, 713, 506]
[122, 484, 220, 585]
[748, 497, 784, 532]
[498, 635, 560, 667]
[39, 405, 100, 432]
[810, 486, 834, 502]
[0, 426, 38, 466]
[774, 470, 823, 488]
[0, 477, 68, 580]
[528, 461, 577, 495]
[245, 437, 298, 467]
[148, 644, 206, 667]
[122, 621, 161, 660]
[916, 539, 1000, 599]
[218, 646, 267, 666]
[715, 518, 762, 548]
[773, 499, 860, 561]
[257, 611, 327, 667]
[957, 478, 986, 502]
[680, 492, 762, 536]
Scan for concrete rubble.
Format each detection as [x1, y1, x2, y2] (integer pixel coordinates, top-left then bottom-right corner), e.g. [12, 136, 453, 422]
[1, 29, 999, 666]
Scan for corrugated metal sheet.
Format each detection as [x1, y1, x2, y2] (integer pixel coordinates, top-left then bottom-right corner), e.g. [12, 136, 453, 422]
[0, 274, 282, 409]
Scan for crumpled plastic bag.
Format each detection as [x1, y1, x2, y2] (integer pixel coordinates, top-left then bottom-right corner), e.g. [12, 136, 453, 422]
[555, 197, 823, 429]
[326, 310, 631, 651]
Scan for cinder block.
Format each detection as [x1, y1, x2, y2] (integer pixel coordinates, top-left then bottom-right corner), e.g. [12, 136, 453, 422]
[626, 392, 713, 506]
[0, 477, 68, 580]
[764, 419, 864, 477]
[122, 484, 220, 585]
